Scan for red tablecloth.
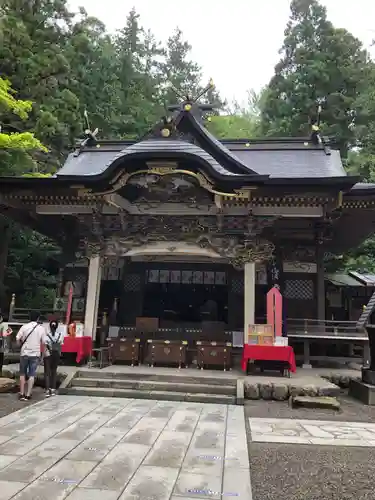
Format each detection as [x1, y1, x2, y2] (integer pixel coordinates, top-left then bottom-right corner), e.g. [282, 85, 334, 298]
[62, 336, 92, 364]
[241, 344, 296, 373]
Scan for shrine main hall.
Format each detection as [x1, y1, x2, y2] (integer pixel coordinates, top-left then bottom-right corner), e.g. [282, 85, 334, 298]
[1, 98, 375, 345]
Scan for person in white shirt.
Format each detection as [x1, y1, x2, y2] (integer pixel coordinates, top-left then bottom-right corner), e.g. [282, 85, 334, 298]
[44, 320, 64, 397]
[16, 311, 47, 401]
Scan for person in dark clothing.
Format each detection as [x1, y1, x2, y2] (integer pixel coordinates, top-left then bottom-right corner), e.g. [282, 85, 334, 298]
[43, 320, 63, 397]
[0, 312, 5, 375]
[0, 312, 12, 377]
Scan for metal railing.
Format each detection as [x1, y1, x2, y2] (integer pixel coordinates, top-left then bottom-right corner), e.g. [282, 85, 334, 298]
[286, 318, 365, 339]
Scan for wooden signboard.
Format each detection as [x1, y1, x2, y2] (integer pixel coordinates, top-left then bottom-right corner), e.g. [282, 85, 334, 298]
[135, 317, 159, 333]
[248, 324, 274, 345]
[357, 290, 375, 330]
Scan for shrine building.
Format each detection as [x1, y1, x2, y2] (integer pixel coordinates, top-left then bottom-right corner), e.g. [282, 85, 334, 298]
[1, 97, 375, 347]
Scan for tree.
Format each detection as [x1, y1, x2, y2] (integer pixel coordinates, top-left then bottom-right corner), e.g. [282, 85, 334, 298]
[0, 77, 47, 174]
[207, 89, 263, 139]
[66, 8, 123, 138]
[260, 0, 370, 156]
[0, 0, 80, 170]
[0, 76, 48, 310]
[158, 28, 202, 103]
[113, 8, 164, 138]
[0, 3, 225, 310]
[339, 64, 375, 273]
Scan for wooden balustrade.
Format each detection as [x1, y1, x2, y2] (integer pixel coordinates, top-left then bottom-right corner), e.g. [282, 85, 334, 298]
[286, 318, 361, 339]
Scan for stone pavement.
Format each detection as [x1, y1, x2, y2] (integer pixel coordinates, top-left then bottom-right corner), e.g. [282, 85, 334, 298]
[249, 417, 375, 446]
[0, 396, 251, 500]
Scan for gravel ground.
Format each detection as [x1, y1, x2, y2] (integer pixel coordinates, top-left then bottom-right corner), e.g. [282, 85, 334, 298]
[246, 392, 375, 500]
[0, 387, 45, 418]
[245, 391, 375, 423]
[249, 443, 375, 500]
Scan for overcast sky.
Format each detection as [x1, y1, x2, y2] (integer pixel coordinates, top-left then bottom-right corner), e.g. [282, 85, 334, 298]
[68, 0, 375, 104]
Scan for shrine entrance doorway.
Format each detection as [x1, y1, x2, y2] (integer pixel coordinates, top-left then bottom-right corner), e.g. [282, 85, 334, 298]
[142, 263, 229, 327]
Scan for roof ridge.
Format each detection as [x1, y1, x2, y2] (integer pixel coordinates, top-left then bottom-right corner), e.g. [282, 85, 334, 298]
[176, 111, 260, 176]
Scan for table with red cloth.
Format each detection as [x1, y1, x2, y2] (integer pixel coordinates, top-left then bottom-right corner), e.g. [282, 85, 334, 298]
[61, 336, 92, 364]
[241, 344, 297, 374]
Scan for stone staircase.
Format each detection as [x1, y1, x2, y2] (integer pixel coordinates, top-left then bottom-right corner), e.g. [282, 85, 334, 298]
[60, 369, 242, 405]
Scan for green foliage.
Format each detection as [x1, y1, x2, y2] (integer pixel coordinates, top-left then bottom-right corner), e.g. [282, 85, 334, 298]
[22, 172, 52, 177]
[0, 1, 224, 309]
[206, 90, 263, 139]
[0, 131, 47, 151]
[0, 77, 47, 176]
[5, 227, 59, 308]
[207, 115, 258, 139]
[259, 0, 375, 274]
[0, 77, 32, 119]
[260, 0, 370, 157]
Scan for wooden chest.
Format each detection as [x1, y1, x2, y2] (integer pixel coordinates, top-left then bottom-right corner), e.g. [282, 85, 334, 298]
[145, 340, 187, 368]
[196, 341, 232, 371]
[107, 338, 140, 366]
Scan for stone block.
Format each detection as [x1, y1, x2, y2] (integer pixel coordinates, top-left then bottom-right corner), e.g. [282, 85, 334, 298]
[143, 431, 191, 468]
[120, 465, 179, 500]
[66, 489, 120, 500]
[182, 448, 224, 476]
[290, 395, 341, 411]
[173, 471, 222, 500]
[289, 385, 302, 397]
[340, 376, 350, 388]
[302, 385, 318, 397]
[259, 382, 273, 400]
[236, 379, 245, 405]
[272, 383, 289, 401]
[81, 443, 150, 491]
[349, 378, 375, 405]
[362, 368, 375, 385]
[244, 382, 259, 400]
[0, 480, 26, 499]
[223, 468, 252, 499]
[225, 436, 249, 469]
[0, 378, 17, 393]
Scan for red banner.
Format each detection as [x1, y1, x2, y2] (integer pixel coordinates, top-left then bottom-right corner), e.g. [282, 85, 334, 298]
[267, 285, 283, 337]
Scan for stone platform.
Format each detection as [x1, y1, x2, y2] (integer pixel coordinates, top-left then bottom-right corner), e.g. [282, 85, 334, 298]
[3, 363, 360, 402]
[249, 417, 375, 446]
[349, 379, 375, 405]
[0, 396, 251, 500]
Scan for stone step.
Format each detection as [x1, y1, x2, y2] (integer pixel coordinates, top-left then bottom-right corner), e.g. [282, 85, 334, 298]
[76, 370, 236, 387]
[63, 386, 237, 405]
[290, 395, 341, 410]
[72, 377, 236, 395]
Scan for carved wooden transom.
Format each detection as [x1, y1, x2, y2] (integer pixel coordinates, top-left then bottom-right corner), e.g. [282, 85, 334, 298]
[125, 172, 212, 204]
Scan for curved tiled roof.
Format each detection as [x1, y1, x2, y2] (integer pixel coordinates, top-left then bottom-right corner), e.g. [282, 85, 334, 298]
[56, 108, 349, 181]
[56, 139, 241, 177]
[178, 111, 258, 175]
[232, 148, 346, 178]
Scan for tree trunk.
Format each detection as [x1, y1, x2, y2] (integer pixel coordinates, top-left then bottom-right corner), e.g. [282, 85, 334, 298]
[0, 217, 10, 312]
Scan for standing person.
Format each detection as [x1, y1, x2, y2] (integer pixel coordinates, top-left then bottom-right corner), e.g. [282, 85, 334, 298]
[16, 311, 46, 401]
[0, 312, 4, 376]
[0, 312, 12, 376]
[44, 320, 63, 397]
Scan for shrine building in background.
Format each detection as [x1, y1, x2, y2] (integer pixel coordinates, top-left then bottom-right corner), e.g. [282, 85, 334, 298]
[1, 92, 375, 348]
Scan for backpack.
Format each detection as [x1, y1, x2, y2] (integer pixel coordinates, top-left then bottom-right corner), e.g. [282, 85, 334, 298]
[47, 332, 62, 355]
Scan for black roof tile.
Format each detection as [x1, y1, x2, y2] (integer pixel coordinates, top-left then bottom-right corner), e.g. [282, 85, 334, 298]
[57, 139, 239, 177]
[56, 108, 346, 180]
[232, 149, 346, 178]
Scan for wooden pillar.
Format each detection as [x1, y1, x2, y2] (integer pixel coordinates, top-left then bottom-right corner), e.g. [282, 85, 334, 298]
[84, 255, 102, 339]
[316, 244, 325, 322]
[244, 262, 256, 344]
